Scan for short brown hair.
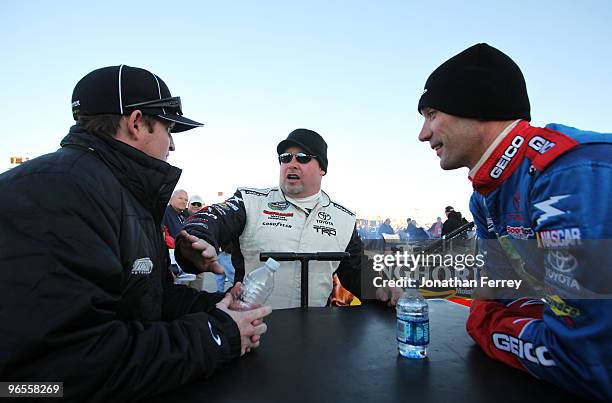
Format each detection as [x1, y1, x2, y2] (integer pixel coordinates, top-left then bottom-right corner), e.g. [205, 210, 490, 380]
[77, 114, 168, 137]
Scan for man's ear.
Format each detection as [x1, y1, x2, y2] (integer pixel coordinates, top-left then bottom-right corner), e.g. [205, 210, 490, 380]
[320, 168, 326, 177]
[126, 110, 145, 140]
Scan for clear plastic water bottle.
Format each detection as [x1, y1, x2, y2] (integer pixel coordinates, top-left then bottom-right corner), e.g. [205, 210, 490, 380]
[236, 258, 279, 310]
[396, 285, 429, 359]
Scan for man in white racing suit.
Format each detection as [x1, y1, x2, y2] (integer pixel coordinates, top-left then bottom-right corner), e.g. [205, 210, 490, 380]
[176, 129, 363, 309]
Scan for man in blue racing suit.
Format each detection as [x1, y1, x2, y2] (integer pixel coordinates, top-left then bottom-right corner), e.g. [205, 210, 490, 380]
[417, 43, 612, 401]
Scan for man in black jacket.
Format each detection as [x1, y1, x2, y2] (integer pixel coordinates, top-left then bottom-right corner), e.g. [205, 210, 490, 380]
[0, 65, 271, 401]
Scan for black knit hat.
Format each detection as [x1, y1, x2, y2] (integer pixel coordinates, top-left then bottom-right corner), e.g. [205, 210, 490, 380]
[277, 128, 328, 172]
[71, 65, 203, 132]
[418, 43, 530, 121]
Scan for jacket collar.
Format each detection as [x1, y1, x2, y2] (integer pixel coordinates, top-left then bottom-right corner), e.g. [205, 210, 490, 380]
[60, 125, 181, 223]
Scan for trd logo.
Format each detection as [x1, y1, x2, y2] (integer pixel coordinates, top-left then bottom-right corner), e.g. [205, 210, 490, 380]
[490, 135, 524, 179]
[313, 225, 336, 236]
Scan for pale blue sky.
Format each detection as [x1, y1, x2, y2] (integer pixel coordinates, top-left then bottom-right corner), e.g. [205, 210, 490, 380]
[2, 0, 611, 226]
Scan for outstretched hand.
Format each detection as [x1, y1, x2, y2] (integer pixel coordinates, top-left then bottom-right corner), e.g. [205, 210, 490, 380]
[177, 230, 225, 274]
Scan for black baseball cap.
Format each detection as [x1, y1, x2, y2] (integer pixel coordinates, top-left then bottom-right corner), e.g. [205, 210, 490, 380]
[276, 128, 328, 172]
[71, 65, 203, 132]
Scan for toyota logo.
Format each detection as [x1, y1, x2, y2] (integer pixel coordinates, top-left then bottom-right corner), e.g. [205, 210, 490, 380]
[545, 250, 577, 274]
[318, 212, 331, 221]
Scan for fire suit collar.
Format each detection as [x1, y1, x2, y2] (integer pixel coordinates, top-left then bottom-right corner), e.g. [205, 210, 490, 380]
[280, 189, 331, 212]
[469, 120, 531, 195]
[469, 121, 581, 195]
[469, 119, 521, 178]
[285, 191, 321, 211]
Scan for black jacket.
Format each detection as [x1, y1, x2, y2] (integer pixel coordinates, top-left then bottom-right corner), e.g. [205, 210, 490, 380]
[442, 211, 469, 238]
[0, 126, 240, 401]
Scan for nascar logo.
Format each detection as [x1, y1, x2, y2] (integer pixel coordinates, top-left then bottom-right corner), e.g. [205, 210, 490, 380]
[268, 201, 290, 211]
[536, 227, 581, 248]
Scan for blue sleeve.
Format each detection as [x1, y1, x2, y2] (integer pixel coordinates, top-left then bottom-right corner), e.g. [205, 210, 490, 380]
[469, 192, 493, 239]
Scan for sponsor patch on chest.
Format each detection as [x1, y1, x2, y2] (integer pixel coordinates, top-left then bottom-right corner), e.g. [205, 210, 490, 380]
[263, 210, 294, 220]
[316, 211, 334, 226]
[313, 225, 336, 236]
[506, 225, 534, 240]
[537, 228, 581, 248]
[268, 201, 290, 210]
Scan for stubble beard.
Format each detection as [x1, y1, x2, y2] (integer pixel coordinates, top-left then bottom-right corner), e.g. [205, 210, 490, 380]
[280, 180, 304, 196]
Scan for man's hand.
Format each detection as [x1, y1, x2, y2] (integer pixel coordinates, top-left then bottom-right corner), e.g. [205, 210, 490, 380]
[376, 285, 404, 307]
[216, 293, 272, 355]
[228, 282, 247, 311]
[177, 230, 224, 274]
[226, 282, 265, 351]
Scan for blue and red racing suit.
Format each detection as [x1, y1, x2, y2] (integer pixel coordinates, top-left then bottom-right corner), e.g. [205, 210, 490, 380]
[467, 120, 612, 401]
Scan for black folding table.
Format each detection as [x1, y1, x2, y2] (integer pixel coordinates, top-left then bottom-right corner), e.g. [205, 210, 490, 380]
[151, 300, 585, 402]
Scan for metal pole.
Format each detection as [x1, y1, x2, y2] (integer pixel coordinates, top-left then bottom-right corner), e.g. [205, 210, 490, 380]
[260, 252, 350, 307]
[300, 258, 308, 308]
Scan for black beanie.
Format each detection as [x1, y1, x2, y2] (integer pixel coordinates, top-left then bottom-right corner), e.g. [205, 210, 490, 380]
[277, 128, 328, 172]
[418, 43, 530, 121]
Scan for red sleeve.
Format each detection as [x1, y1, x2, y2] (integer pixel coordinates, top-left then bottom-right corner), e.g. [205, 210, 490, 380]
[466, 298, 544, 372]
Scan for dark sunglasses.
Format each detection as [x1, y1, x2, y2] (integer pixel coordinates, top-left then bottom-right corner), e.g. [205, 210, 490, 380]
[190, 202, 202, 207]
[124, 96, 182, 115]
[278, 152, 318, 164]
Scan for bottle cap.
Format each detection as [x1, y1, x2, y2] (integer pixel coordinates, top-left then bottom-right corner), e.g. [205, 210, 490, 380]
[265, 257, 280, 272]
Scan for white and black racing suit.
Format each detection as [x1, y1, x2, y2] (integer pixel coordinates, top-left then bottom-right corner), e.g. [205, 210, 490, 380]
[177, 187, 363, 309]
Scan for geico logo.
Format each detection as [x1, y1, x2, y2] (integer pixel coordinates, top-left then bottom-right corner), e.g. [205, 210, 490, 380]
[492, 333, 556, 367]
[490, 135, 524, 179]
[528, 136, 556, 154]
